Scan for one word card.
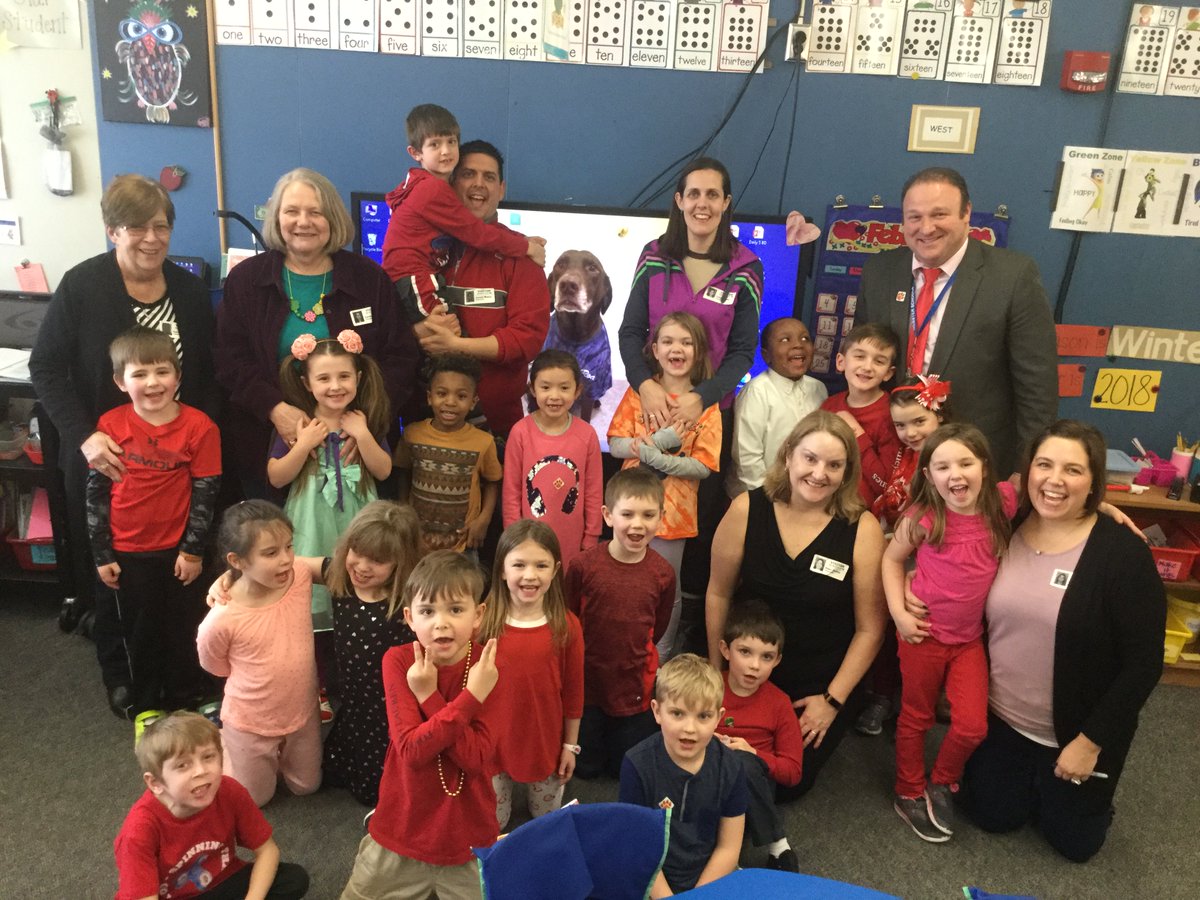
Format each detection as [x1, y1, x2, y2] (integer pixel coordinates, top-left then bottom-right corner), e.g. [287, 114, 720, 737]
[215, 0, 252, 44]
[945, 0, 1001, 84]
[898, 0, 951, 80]
[851, 0, 904, 77]
[1118, 3, 1177, 94]
[993, 0, 1050, 86]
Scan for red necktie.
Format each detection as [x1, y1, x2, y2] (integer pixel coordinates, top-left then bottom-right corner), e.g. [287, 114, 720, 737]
[910, 267, 942, 375]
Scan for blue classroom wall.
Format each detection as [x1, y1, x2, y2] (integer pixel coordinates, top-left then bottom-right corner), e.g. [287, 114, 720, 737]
[89, 0, 1199, 457]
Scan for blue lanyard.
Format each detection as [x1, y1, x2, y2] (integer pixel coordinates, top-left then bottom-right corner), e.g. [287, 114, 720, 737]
[908, 269, 957, 342]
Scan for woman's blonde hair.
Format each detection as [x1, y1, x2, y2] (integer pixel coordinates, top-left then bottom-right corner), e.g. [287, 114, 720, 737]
[325, 501, 422, 620]
[478, 520, 570, 648]
[262, 167, 353, 254]
[762, 410, 866, 522]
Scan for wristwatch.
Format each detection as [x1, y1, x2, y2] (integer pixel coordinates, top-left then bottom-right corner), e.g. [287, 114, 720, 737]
[822, 691, 843, 711]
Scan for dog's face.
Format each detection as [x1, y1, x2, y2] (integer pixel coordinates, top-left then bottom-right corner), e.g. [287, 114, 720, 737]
[548, 250, 613, 328]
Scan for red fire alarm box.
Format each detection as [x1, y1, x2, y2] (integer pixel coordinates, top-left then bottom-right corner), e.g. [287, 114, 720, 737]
[1061, 51, 1110, 93]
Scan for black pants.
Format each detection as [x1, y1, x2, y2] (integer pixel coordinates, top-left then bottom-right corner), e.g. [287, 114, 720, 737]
[576, 706, 658, 780]
[114, 550, 213, 713]
[62, 452, 128, 690]
[737, 752, 785, 846]
[961, 713, 1116, 863]
[776, 689, 864, 803]
[200, 861, 309, 898]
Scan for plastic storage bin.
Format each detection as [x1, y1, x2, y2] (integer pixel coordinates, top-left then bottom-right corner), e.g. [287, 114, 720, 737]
[6, 531, 56, 571]
[1145, 522, 1200, 583]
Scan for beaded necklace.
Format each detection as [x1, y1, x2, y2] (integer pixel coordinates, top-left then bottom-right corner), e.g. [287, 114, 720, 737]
[436, 640, 473, 797]
[285, 267, 330, 323]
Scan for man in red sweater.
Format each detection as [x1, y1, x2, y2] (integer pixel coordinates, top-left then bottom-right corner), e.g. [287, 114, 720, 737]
[412, 139, 550, 441]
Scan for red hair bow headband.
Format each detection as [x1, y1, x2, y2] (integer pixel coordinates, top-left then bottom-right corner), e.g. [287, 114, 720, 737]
[893, 374, 951, 412]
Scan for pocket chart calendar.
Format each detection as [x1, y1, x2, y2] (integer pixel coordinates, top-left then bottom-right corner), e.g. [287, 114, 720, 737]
[214, 0, 767, 72]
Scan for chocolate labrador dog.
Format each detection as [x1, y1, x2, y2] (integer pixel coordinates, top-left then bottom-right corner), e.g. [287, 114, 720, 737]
[542, 250, 614, 422]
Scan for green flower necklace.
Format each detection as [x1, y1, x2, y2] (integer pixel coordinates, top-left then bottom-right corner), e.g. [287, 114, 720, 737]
[285, 267, 330, 323]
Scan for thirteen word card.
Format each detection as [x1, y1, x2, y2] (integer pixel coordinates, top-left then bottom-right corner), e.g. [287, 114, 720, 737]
[945, 0, 1001, 83]
[717, 0, 766, 73]
[851, 0, 904, 77]
[993, 0, 1050, 86]
[1119, 3, 1177, 94]
[898, 0, 951, 80]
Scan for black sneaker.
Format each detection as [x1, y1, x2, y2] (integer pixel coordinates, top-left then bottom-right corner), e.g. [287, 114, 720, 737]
[924, 783, 956, 836]
[107, 684, 134, 720]
[894, 795, 950, 843]
[854, 693, 891, 736]
[767, 848, 800, 872]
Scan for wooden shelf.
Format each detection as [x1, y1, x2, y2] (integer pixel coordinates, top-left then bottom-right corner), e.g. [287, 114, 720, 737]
[1161, 657, 1200, 688]
[1105, 485, 1200, 514]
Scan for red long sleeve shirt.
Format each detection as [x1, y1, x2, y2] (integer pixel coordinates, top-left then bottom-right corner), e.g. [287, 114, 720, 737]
[717, 672, 804, 788]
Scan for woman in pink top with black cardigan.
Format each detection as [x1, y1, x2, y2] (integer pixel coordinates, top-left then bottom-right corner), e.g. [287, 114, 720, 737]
[908, 420, 1165, 862]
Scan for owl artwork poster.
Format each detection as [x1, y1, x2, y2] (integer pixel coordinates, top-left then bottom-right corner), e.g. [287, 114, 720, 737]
[94, 0, 213, 127]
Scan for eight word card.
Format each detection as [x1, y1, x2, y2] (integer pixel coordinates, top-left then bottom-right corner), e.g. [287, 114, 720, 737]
[379, 0, 418, 54]
[945, 0, 1000, 84]
[1119, 3, 1177, 94]
[339, 0, 380, 52]
[293, 0, 338, 49]
[717, 0, 765, 73]
[898, 0, 951, 80]
[993, 0, 1050, 86]
[1165, 7, 1200, 97]
[808, 1, 856, 74]
[215, 0, 252, 44]
[504, 0, 545, 61]
[252, 0, 295, 46]
[851, 0, 904, 77]
[673, 2, 718, 71]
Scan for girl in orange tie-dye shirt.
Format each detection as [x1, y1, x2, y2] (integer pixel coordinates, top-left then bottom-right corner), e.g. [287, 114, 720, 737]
[608, 312, 721, 661]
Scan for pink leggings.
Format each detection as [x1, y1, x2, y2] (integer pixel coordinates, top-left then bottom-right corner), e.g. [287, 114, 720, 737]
[221, 712, 322, 806]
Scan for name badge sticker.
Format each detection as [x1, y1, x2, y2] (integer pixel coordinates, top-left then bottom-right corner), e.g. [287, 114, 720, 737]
[350, 307, 373, 326]
[702, 285, 737, 306]
[895, 291, 907, 303]
[463, 288, 496, 306]
[1050, 569, 1073, 589]
[810, 554, 849, 581]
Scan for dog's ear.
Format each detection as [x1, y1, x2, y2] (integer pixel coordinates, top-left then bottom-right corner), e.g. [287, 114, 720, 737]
[599, 266, 613, 314]
[545, 254, 566, 301]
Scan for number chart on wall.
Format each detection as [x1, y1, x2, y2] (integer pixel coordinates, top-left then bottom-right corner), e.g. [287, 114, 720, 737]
[212, 0, 768, 72]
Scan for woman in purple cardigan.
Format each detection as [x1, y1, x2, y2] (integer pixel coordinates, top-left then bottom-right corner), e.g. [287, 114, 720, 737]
[215, 168, 418, 497]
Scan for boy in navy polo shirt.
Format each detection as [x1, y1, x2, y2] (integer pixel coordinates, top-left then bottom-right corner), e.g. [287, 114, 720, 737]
[619, 654, 747, 895]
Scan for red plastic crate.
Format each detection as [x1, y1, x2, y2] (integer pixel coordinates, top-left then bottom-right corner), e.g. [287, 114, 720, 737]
[5, 531, 56, 571]
[1147, 522, 1200, 583]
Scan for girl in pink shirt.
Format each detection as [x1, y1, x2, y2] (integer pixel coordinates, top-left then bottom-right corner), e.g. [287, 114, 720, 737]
[197, 501, 321, 807]
[881, 423, 1017, 843]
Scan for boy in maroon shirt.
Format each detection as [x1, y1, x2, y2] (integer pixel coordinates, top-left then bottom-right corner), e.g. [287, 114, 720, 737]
[341, 551, 500, 900]
[114, 712, 308, 899]
[716, 601, 805, 872]
[565, 468, 675, 779]
[821, 322, 901, 505]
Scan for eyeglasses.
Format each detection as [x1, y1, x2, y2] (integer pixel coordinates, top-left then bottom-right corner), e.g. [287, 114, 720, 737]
[122, 223, 173, 239]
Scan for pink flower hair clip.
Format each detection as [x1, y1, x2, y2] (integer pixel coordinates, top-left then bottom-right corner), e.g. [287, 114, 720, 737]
[336, 330, 363, 354]
[291, 334, 318, 361]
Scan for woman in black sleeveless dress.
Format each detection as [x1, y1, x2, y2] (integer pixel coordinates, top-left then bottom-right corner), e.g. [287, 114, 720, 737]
[706, 410, 887, 798]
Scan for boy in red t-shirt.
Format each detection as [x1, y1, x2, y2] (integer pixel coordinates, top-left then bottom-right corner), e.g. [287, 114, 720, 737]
[381, 103, 544, 322]
[341, 551, 501, 900]
[821, 322, 901, 505]
[716, 601, 805, 873]
[87, 329, 221, 731]
[114, 712, 308, 900]
[565, 468, 676, 779]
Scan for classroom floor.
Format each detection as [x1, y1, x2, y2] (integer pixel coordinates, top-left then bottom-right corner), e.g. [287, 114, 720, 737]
[4, 590, 1196, 899]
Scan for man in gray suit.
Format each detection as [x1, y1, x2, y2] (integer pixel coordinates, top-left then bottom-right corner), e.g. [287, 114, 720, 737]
[858, 167, 1058, 475]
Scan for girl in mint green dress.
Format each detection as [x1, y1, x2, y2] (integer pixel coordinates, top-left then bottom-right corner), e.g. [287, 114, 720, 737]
[268, 331, 393, 632]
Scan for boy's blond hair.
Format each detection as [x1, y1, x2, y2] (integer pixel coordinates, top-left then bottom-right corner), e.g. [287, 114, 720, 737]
[402, 549, 485, 610]
[135, 711, 220, 780]
[654, 653, 723, 709]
